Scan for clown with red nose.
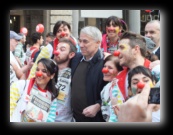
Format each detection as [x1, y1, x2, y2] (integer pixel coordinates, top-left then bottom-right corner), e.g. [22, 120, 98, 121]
[100, 55, 124, 122]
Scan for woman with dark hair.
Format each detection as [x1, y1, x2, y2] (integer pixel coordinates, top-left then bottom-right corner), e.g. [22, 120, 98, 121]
[10, 58, 59, 122]
[53, 20, 80, 54]
[100, 55, 124, 122]
[113, 66, 160, 122]
[101, 16, 128, 55]
[127, 65, 157, 97]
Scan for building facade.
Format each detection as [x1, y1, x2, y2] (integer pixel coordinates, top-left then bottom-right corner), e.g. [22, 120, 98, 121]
[10, 10, 160, 45]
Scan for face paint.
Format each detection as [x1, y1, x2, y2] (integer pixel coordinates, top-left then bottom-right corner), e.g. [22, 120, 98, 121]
[122, 44, 128, 52]
[131, 87, 137, 95]
[115, 27, 120, 34]
[113, 50, 120, 56]
[150, 81, 154, 88]
[106, 27, 116, 34]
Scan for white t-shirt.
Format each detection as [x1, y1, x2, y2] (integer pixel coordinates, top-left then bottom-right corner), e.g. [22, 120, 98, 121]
[10, 51, 20, 69]
[10, 80, 52, 122]
[152, 109, 160, 122]
[55, 67, 73, 122]
[10, 64, 18, 86]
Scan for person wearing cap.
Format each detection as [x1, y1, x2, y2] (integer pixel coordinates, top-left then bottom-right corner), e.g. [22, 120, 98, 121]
[10, 31, 23, 69]
[10, 30, 24, 86]
[10, 30, 33, 83]
[14, 33, 26, 67]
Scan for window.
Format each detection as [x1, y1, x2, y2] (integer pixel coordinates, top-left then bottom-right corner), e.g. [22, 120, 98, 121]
[10, 15, 20, 32]
[140, 10, 160, 35]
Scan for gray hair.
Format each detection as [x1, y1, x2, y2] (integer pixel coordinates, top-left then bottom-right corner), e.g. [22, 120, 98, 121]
[80, 26, 102, 45]
[147, 20, 160, 31]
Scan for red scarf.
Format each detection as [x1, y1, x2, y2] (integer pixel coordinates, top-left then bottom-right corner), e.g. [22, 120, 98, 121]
[116, 59, 151, 100]
[53, 38, 59, 53]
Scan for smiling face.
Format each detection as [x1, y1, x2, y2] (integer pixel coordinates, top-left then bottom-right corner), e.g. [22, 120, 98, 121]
[130, 73, 154, 95]
[56, 24, 71, 40]
[35, 62, 54, 89]
[103, 60, 119, 82]
[102, 55, 122, 82]
[106, 21, 121, 38]
[117, 39, 135, 67]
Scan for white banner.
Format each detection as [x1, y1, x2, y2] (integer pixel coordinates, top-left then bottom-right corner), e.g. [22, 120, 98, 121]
[81, 10, 122, 18]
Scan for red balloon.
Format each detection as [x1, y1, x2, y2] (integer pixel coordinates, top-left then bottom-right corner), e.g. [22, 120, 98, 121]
[20, 27, 28, 36]
[36, 71, 42, 77]
[145, 10, 151, 13]
[36, 24, 44, 33]
[137, 82, 145, 89]
[113, 51, 120, 56]
[54, 50, 60, 56]
[102, 67, 109, 73]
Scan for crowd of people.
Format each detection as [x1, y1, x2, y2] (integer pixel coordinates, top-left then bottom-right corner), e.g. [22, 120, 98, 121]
[10, 16, 160, 122]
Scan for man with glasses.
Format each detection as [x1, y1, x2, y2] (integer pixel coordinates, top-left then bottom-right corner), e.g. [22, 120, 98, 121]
[70, 26, 108, 122]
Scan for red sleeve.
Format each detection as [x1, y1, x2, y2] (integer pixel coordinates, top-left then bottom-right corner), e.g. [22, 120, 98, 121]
[31, 49, 39, 59]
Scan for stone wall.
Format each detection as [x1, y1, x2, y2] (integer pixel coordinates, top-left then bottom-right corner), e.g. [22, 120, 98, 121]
[49, 10, 73, 32]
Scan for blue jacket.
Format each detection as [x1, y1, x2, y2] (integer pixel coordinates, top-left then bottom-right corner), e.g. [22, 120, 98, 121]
[70, 49, 108, 122]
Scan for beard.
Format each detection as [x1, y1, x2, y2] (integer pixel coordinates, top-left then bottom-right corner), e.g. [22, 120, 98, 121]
[119, 56, 133, 67]
[55, 55, 69, 64]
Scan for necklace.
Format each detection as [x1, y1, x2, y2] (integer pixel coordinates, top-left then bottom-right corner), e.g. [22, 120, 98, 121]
[106, 36, 119, 53]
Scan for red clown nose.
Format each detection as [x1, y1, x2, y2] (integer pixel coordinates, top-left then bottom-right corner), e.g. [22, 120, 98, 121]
[137, 82, 145, 89]
[102, 67, 109, 73]
[54, 50, 60, 55]
[36, 24, 44, 33]
[107, 27, 114, 31]
[113, 51, 120, 56]
[60, 32, 66, 37]
[36, 71, 42, 77]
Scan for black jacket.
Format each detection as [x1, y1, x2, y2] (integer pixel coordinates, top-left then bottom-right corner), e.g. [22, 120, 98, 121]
[70, 49, 108, 122]
[155, 47, 160, 60]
